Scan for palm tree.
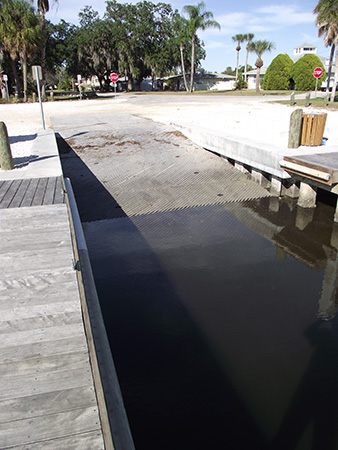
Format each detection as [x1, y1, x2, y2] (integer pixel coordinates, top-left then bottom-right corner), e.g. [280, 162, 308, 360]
[243, 33, 254, 82]
[249, 39, 275, 94]
[232, 34, 245, 81]
[314, 0, 338, 99]
[0, 0, 43, 100]
[182, 2, 220, 93]
[32, 0, 58, 98]
[173, 13, 189, 92]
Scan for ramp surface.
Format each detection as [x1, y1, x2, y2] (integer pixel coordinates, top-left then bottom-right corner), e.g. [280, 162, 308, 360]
[53, 113, 271, 222]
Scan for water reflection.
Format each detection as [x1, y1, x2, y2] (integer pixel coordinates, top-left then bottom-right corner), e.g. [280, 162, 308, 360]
[272, 318, 338, 450]
[83, 196, 338, 450]
[223, 197, 338, 320]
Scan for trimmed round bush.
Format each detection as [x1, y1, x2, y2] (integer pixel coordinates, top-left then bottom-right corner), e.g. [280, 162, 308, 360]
[291, 54, 326, 91]
[262, 54, 293, 90]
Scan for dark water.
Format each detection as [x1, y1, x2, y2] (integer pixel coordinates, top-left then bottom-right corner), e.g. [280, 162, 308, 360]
[83, 196, 338, 450]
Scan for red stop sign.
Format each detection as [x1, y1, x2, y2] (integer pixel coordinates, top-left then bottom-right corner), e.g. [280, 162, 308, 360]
[110, 73, 119, 82]
[313, 67, 323, 78]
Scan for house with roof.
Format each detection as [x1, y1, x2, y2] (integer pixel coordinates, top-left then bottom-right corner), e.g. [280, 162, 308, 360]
[159, 72, 236, 91]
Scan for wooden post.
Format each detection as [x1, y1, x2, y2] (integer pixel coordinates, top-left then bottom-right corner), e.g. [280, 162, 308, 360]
[0, 121, 14, 170]
[290, 91, 295, 106]
[305, 92, 310, 107]
[288, 108, 303, 148]
[324, 94, 329, 106]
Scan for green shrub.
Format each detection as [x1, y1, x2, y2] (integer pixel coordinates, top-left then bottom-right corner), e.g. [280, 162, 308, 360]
[291, 54, 326, 91]
[57, 76, 73, 91]
[234, 73, 248, 90]
[262, 54, 293, 90]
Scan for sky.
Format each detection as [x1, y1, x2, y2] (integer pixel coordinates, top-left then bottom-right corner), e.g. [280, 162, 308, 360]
[47, 0, 329, 73]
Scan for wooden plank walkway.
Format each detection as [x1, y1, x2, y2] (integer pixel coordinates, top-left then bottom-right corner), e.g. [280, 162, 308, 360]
[0, 178, 105, 448]
[0, 177, 65, 209]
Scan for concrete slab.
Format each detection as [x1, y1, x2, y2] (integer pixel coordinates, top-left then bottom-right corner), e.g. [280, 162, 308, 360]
[171, 121, 338, 182]
[0, 129, 62, 180]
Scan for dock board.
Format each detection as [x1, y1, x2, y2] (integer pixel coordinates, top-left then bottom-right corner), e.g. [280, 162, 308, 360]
[281, 152, 338, 185]
[0, 204, 105, 449]
[0, 177, 65, 209]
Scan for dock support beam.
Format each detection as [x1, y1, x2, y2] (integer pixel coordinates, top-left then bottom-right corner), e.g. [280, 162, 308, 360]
[297, 182, 317, 208]
[234, 161, 249, 174]
[270, 177, 282, 196]
[251, 169, 269, 188]
[282, 181, 299, 198]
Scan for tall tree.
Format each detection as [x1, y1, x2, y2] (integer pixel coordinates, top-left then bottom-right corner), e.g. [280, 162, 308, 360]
[0, 0, 43, 100]
[173, 13, 189, 91]
[36, 0, 56, 97]
[243, 33, 254, 82]
[249, 39, 275, 94]
[232, 33, 245, 81]
[314, 0, 338, 99]
[182, 2, 220, 93]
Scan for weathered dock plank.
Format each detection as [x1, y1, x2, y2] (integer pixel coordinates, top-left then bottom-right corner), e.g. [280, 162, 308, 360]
[0, 386, 97, 423]
[21, 177, 39, 206]
[0, 177, 65, 208]
[0, 406, 103, 448]
[6, 430, 104, 450]
[0, 204, 106, 449]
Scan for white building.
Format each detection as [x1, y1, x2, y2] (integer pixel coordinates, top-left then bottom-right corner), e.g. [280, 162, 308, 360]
[291, 42, 331, 73]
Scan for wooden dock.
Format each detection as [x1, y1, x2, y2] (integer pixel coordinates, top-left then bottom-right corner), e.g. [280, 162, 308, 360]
[281, 152, 338, 186]
[0, 176, 106, 449]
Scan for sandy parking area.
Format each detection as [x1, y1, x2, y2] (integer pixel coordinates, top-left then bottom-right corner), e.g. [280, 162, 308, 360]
[1, 93, 337, 159]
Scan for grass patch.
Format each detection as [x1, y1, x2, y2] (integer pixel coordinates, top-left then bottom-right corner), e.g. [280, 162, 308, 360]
[274, 96, 338, 110]
[123, 89, 292, 96]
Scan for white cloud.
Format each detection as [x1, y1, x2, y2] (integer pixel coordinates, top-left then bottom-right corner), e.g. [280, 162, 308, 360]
[204, 40, 228, 50]
[254, 5, 314, 26]
[205, 4, 314, 38]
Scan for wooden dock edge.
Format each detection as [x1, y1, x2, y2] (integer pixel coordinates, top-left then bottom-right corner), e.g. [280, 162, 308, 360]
[63, 177, 135, 450]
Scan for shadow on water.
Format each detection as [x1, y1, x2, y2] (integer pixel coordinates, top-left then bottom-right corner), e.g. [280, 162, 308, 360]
[271, 317, 338, 450]
[82, 216, 270, 450]
[58, 134, 338, 449]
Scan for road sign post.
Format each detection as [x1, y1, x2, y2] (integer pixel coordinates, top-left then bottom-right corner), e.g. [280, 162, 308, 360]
[313, 67, 323, 98]
[32, 65, 45, 130]
[110, 73, 119, 93]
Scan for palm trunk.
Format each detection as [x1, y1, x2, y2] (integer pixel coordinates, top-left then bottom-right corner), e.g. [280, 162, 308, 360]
[330, 48, 338, 103]
[244, 49, 249, 82]
[255, 66, 261, 94]
[236, 50, 239, 81]
[22, 52, 28, 102]
[10, 58, 22, 98]
[189, 34, 196, 93]
[0, 45, 7, 99]
[180, 42, 188, 92]
[326, 44, 335, 92]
